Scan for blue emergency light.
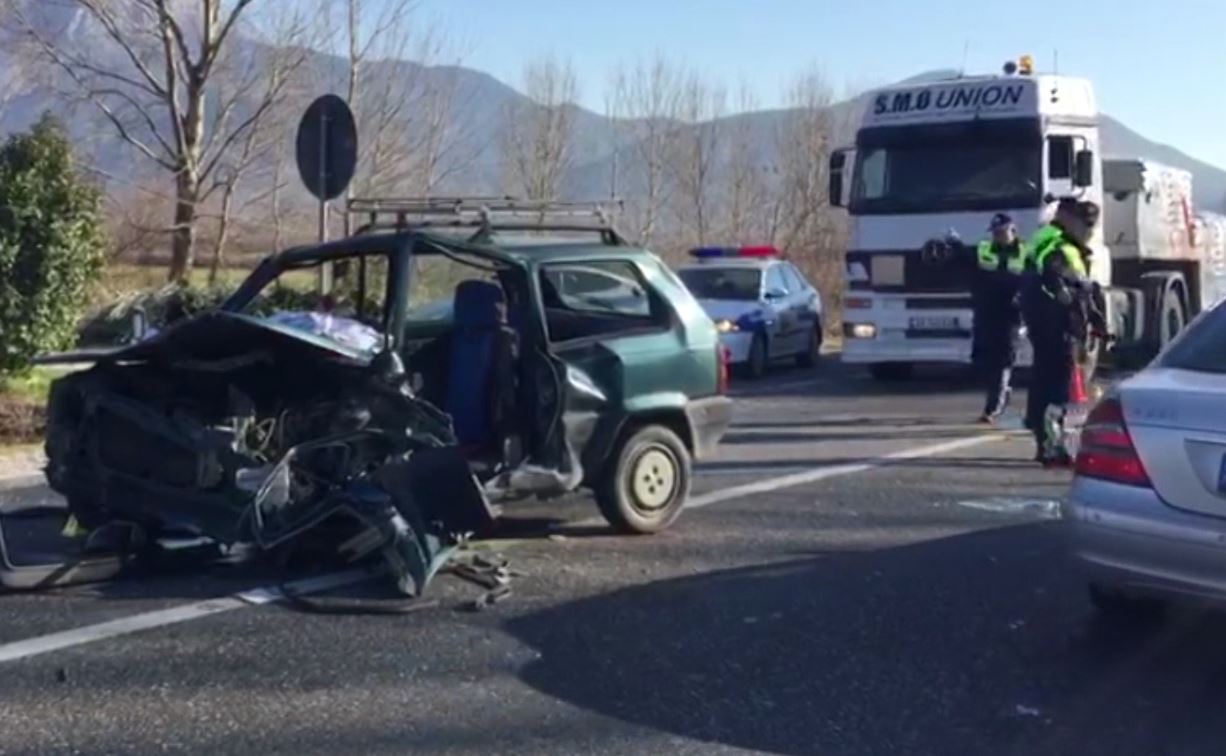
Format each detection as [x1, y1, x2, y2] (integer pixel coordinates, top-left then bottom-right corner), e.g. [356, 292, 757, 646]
[689, 245, 780, 259]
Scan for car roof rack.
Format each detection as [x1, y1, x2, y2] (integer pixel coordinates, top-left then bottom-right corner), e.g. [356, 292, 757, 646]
[346, 196, 630, 246]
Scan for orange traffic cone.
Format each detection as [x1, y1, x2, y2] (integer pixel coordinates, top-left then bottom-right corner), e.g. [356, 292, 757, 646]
[1069, 363, 1089, 404]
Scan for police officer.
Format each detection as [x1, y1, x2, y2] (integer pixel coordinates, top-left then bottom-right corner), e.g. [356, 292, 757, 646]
[1022, 199, 1101, 465]
[972, 213, 1028, 422]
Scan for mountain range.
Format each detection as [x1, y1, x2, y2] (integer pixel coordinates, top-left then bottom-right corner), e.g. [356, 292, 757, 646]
[3, 3, 1224, 215]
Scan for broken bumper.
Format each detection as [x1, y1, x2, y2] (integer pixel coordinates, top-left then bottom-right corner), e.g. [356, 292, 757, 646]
[686, 395, 733, 459]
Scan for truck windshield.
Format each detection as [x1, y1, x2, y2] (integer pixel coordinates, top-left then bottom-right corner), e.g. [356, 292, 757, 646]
[850, 119, 1042, 214]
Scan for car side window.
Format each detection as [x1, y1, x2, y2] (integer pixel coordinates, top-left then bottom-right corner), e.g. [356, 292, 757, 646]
[765, 265, 789, 295]
[539, 260, 667, 343]
[782, 264, 807, 293]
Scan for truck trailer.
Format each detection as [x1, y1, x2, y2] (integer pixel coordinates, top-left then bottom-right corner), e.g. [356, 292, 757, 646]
[828, 60, 1226, 379]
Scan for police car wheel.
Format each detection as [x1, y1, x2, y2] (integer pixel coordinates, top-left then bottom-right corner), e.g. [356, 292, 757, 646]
[797, 325, 822, 367]
[595, 425, 692, 534]
[744, 334, 768, 379]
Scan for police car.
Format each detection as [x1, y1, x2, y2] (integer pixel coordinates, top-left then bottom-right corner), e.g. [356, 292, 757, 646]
[677, 246, 824, 378]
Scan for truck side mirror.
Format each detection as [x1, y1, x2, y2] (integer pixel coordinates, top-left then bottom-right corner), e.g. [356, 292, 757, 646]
[1074, 150, 1094, 187]
[828, 150, 847, 208]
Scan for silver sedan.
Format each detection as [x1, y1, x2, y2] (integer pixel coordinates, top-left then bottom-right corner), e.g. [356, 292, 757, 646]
[1065, 301, 1226, 613]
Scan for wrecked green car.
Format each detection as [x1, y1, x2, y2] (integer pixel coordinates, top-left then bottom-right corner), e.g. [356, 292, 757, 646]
[40, 200, 732, 595]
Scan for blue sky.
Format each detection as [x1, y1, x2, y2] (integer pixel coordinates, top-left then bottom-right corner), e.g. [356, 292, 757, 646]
[414, 0, 1226, 171]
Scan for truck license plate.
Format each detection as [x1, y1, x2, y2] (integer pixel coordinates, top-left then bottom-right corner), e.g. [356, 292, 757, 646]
[908, 315, 959, 330]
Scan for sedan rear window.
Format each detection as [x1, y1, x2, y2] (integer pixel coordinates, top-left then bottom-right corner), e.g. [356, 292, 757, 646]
[678, 268, 761, 301]
[1160, 302, 1226, 373]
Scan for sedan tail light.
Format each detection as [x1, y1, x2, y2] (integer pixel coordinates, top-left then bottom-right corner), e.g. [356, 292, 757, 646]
[1074, 397, 1151, 487]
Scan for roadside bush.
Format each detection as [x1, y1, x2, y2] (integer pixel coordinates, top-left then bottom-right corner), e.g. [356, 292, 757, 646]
[0, 114, 106, 375]
[76, 281, 325, 347]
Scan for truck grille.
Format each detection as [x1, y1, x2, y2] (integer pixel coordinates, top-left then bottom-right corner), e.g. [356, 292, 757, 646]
[905, 296, 972, 310]
[846, 250, 975, 293]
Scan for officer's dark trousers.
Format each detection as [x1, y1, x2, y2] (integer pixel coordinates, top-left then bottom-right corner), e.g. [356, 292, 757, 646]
[1024, 328, 1073, 455]
[973, 316, 1017, 419]
[982, 363, 1012, 418]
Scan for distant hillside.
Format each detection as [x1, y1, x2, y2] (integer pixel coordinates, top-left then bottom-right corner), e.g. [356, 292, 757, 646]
[2, 13, 1223, 218]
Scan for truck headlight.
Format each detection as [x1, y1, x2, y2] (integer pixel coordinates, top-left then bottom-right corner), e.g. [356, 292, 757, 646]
[715, 319, 739, 333]
[845, 323, 877, 339]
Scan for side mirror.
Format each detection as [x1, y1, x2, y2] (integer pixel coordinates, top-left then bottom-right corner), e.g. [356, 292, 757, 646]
[828, 149, 847, 208]
[1074, 150, 1094, 187]
[765, 287, 788, 301]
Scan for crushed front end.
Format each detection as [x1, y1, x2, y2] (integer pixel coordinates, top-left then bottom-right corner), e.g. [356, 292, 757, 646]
[43, 312, 495, 596]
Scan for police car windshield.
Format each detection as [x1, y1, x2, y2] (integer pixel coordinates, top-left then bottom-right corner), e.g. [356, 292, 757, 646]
[679, 267, 761, 301]
[851, 119, 1041, 214]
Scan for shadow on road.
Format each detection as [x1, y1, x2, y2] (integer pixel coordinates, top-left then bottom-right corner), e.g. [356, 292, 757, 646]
[505, 523, 1226, 756]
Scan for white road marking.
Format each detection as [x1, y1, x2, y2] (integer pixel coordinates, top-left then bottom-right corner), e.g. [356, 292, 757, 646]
[0, 431, 1010, 664]
[686, 433, 1005, 509]
[0, 568, 375, 664]
[952, 497, 1062, 519]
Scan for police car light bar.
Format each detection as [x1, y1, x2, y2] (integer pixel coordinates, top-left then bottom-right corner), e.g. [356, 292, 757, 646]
[689, 245, 781, 259]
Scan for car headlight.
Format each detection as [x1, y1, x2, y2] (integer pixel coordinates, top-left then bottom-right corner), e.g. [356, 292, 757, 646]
[844, 323, 877, 339]
[715, 319, 739, 333]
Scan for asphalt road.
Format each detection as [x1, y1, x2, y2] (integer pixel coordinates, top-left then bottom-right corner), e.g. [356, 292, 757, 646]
[0, 360, 1217, 755]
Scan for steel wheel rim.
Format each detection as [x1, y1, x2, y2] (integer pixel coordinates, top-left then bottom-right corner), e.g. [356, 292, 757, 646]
[630, 447, 678, 511]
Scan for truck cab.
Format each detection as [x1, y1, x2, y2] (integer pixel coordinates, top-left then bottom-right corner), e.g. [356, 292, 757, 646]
[830, 63, 1105, 378]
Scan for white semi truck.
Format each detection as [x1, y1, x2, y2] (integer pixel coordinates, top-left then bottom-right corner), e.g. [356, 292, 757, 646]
[828, 59, 1226, 379]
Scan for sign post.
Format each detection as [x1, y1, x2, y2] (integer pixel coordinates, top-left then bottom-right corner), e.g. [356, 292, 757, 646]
[296, 94, 358, 294]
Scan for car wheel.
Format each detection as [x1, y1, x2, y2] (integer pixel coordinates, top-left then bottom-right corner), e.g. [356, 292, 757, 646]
[796, 324, 822, 367]
[595, 425, 692, 534]
[743, 334, 768, 379]
[869, 362, 913, 381]
[1088, 583, 1167, 620]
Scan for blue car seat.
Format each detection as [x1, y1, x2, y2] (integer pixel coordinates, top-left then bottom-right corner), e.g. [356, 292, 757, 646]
[446, 280, 518, 452]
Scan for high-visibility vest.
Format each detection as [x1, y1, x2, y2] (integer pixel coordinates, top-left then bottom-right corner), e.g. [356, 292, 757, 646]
[976, 240, 1028, 274]
[1028, 224, 1063, 259]
[1034, 239, 1087, 278]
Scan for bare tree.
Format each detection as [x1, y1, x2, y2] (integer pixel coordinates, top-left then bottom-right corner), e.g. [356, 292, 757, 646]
[769, 68, 843, 323]
[502, 56, 578, 201]
[206, 9, 314, 283]
[11, 0, 314, 282]
[669, 73, 725, 248]
[326, 0, 465, 202]
[725, 82, 767, 243]
[609, 54, 682, 245]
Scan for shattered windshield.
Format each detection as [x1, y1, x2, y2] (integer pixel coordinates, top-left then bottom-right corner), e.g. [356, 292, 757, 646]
[236, 253, 392, 354]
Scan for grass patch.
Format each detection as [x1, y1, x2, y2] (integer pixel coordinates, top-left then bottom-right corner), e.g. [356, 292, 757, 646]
[0, 367, 64, 445]
[0, 367, 61, 404]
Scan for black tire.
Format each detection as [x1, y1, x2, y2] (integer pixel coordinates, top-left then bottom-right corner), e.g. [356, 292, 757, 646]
[1088, 583, 1167, 620]
[869, 362, 914, 381]
[595, 425, 692, 534]
[796, 324, 822, 367]
[1158, 287, 1186, 351]
[742, 334, 768, 379]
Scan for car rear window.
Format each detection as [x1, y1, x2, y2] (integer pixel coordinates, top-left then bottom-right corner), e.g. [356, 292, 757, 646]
[678, 267, 761, 301]
[1160, 303, 1226, 373]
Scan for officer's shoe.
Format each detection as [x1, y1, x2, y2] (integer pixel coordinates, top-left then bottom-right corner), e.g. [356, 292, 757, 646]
[1040, 451, 1074, 469]
[977, 414, 994, 424]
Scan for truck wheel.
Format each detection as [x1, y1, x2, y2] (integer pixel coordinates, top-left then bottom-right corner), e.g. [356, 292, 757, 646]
[1159, 287, 1186, 350]
[869, 362, 913, 381]
[595, 425, 692, 534]
[796, 324, 822, 367]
